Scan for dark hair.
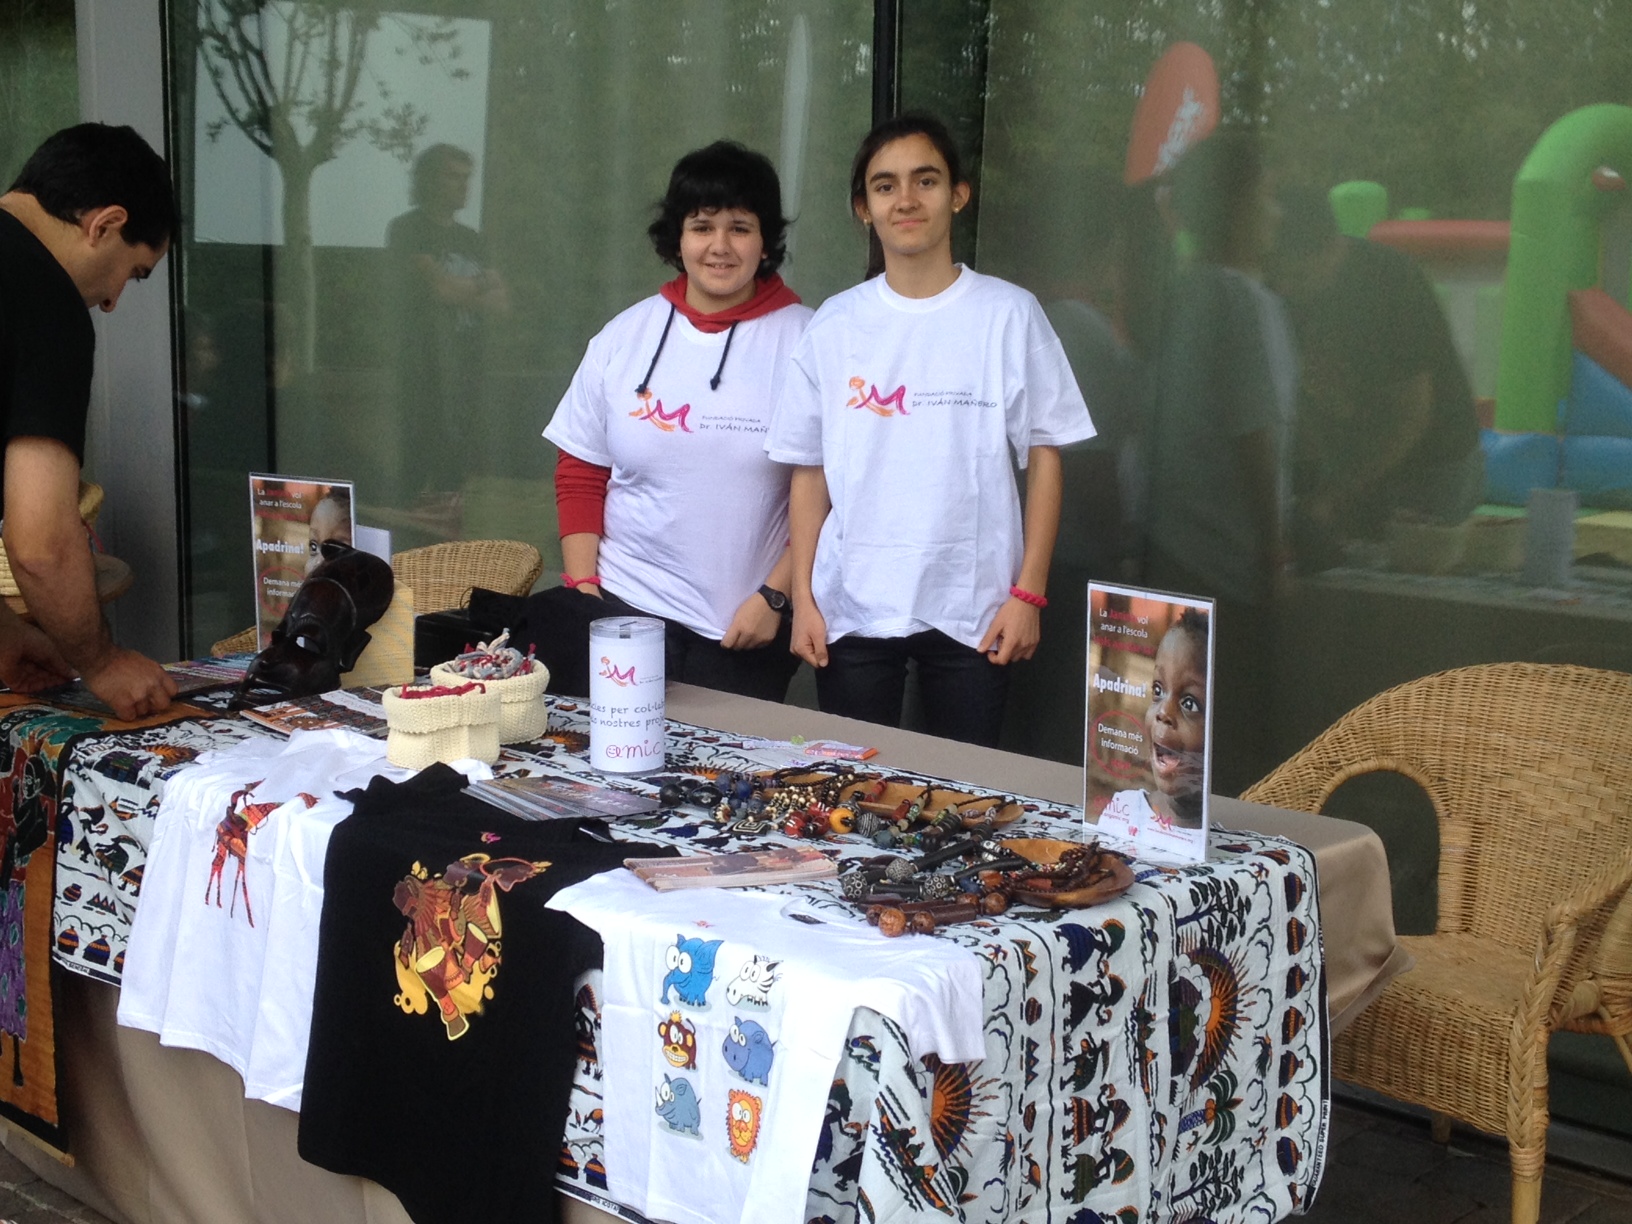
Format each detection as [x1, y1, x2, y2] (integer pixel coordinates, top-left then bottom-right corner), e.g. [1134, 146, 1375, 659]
[1273, 183, 1341, 262]
[1170, 607, 1211, 651]
[648, 141, 789, 277]
[848, 112, 965, 210]
[410, 144, 474, 208]
[848, 113, 966, 278]
[8, 123, 178, 249]
[1166, 128, 1264, 266]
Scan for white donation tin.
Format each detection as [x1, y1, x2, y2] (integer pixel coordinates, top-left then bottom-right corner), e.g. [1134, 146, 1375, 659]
[588, 616, 667, 773]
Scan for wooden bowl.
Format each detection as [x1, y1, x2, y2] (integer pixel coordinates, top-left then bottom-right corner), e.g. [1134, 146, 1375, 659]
[1001, 838, 1135, 908]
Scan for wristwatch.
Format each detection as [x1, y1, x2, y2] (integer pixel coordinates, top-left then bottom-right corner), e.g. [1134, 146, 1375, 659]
[757, 585, 792, 618]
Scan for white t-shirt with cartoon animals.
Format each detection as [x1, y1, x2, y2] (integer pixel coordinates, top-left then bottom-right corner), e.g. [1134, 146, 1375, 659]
[548, 867, 984, 1224]
[545, 294, 812, 640]
[766, 267, 1094, 650]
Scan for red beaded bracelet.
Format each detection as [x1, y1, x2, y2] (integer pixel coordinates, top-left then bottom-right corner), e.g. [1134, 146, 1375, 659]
[1009, 585, 1048, 608]
[562, 573, 602, 589]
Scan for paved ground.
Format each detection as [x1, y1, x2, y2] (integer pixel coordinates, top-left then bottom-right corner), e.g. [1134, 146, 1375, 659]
[0, 1140, 112, 1224]
[1306, 1101, 1632, 1224]
[0, 1098, 1626, 1223]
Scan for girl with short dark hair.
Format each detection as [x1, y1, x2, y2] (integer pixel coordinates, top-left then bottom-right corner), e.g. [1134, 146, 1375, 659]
[543, 141, 810, 701]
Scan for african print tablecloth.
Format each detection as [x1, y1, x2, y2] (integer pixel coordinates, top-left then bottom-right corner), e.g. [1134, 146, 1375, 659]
[502, 701, 1331, 1224]
[42, 694, 1327, 1221]
[0, 697, 251, 1149]
[54, 717, 257, 984]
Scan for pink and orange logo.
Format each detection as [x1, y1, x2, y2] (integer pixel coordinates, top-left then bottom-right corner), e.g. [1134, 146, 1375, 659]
[630, 391, 693, 433]
[846, 377, 908, 417]
[598, 657, 636, 686]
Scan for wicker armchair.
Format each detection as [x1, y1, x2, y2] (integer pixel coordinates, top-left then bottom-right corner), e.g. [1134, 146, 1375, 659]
[210, 626, 260, 658]
[390, 539, 543, 614]
[1243, 663, 1632, 1224]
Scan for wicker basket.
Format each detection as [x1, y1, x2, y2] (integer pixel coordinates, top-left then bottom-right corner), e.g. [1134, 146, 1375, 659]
[381, 682, 501, 769]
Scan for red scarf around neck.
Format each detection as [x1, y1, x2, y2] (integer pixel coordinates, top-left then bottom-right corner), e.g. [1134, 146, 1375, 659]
[659, 273, 801, 333]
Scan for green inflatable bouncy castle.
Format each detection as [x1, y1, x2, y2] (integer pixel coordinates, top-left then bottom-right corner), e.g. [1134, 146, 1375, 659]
[1496, 104, 1632, 434]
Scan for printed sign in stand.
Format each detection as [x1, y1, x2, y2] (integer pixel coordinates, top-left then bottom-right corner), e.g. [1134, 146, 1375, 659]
[1084, 581, 1216, 864]
[248, 474, 356, 649]
[589, 616, 667, 773]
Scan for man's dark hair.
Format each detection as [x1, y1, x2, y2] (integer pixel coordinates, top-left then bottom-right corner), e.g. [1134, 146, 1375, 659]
[409, 143, 473, 208]
[648, 141, 789, 277]
[1167, 128, 1264, 265]
[8, 123, 178, 249]
[1274, 183, 1342, 262]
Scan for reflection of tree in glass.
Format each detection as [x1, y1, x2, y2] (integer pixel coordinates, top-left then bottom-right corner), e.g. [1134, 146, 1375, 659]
[195, 0, 467, 371]
[0, 0, 80, 186]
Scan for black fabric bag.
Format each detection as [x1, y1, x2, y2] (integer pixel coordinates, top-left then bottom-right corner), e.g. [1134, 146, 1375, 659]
[467, 585, 606, 698]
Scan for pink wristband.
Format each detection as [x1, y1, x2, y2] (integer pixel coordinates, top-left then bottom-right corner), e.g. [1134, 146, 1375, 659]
[1009, 585, 1048, 608]
[562, 573, 602, 589]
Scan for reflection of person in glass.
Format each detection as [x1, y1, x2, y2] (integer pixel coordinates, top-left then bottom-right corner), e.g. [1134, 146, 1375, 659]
[1102, 609, 1209, 831]
[1142, 130, 1293, 795]
[1268, 186, 1483, 568]
[387, 144, 509, 498]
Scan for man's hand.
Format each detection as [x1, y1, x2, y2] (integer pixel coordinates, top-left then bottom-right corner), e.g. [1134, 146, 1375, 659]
[721, 591, 780, 650]
[978, 597, 1041, 665]
[0, 617, 72, 692]
[80, 647, 176, 720]
[790, 602, 828, 668]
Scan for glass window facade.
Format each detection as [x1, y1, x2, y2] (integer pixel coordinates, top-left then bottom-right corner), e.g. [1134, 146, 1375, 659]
[170, 0, 874, 648]
[164, 0, 1630, 1145]
[899, 0, 1632, 1144]
[0, 0, 79, 186]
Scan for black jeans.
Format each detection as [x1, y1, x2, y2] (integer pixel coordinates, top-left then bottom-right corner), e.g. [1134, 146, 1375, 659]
[487, 585, 798, 702]
[817, 630, 1010, 748]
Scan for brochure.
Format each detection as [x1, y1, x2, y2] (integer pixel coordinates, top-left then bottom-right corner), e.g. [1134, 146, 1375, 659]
[249, 474, 356, 650]
[1084, 582, 1216, 864]
[242, 687, 388, 738]
[470, 775, 662, 821]
[626, 845, 837, 891]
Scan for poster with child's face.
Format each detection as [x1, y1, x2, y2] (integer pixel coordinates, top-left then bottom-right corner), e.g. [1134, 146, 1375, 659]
[249, 475, 356, 648]
[1084, 582, 1215, 864]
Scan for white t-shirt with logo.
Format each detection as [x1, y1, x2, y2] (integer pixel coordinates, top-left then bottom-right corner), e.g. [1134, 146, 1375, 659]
[765, 268, 1094, 649]
[545, 295, 813, 639]
[547, 867, 984, 1224]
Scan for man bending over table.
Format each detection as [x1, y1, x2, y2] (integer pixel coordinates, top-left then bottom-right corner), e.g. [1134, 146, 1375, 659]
[0, 123, 179, 719]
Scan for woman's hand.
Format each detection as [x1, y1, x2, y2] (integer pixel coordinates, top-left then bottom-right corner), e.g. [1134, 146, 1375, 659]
[721, 591, 780, 650]
[574, 584, 604, 599]
[790, 601, 829, 667]
[979, 597, 1041, 665]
